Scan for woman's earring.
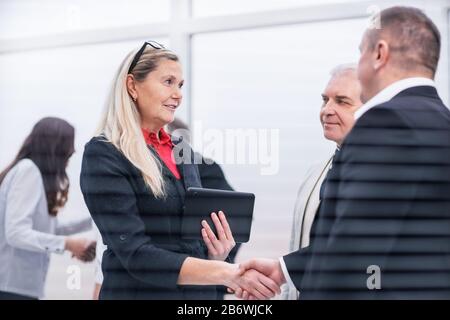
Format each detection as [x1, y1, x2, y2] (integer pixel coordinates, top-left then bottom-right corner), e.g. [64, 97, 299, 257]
[133, 96, 137, 102]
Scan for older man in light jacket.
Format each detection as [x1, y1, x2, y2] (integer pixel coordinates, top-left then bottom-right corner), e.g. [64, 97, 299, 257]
[283, 64, 363, 299]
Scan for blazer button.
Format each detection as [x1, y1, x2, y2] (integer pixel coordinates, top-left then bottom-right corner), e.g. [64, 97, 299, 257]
[119, 234, 127, 241]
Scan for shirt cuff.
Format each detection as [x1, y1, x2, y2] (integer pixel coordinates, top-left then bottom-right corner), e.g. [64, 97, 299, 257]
[46, 235, 66, 254]
[279, 257, 296, 290]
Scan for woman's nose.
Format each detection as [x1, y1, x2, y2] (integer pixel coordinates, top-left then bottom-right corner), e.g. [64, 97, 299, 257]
[173, 87, 183, 100]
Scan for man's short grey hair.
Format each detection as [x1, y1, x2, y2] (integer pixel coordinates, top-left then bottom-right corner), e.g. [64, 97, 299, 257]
[330, 63, 357, 78]
[366, 6, 440, 76]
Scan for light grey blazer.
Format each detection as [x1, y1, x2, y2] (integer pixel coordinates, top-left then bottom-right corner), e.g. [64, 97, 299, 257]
[281, 156, 333, 300]
[0, 159, 91, 299]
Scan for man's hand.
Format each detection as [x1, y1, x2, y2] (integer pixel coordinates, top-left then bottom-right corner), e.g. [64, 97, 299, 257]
[80, 240, 96, 262]
[222, 264, 281, 300]
[233, 258, 286, 300]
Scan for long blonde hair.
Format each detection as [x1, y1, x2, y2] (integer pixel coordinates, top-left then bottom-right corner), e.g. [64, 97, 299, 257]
[96, 46, 179, 198]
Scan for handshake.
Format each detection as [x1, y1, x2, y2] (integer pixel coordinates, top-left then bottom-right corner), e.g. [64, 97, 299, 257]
[65, 237, 97, 262]
[225, 258, 286, 300]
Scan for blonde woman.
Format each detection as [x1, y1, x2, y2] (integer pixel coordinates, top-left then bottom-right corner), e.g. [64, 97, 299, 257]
[80, 41, 280, 299]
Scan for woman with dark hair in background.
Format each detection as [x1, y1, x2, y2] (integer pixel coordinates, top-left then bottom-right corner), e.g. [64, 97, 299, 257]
[0, 117, 96, 300]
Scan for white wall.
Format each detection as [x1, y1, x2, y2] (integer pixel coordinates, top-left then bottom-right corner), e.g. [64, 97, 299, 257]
[191, 18, 367, 261]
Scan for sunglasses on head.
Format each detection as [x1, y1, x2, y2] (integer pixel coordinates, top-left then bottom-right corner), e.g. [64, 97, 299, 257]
[128, 40, 165, 74]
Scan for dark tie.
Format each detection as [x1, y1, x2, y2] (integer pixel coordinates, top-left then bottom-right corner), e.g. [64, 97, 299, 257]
[319, 148, 340, 201]
[309, 147, 341, 244]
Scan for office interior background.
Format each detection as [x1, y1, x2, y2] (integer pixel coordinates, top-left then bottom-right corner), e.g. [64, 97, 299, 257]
[0, 0, 449, 299]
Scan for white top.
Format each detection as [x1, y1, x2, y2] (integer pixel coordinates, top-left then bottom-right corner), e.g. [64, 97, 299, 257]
[355, 77, 435, 120]
[0, 159, 91, 298]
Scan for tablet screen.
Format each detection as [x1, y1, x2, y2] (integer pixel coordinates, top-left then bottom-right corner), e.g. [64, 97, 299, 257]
[182, 187, 255, 243]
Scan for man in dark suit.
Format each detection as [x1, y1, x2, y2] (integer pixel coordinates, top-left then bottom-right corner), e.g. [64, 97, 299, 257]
[239, 6, 450, 299]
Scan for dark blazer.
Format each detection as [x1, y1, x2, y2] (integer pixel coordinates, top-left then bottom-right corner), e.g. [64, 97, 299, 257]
[80, 136, 217, 300]
[284, 86, 450, 299]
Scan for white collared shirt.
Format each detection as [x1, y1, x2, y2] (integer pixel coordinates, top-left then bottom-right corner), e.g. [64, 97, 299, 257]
[280, 77, 436, 297]
[0, 159, 92, 298]
[355, 77, 435, 120]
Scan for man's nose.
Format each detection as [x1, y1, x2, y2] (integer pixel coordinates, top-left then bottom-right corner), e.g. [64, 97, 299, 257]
[322, 101, 336, 115]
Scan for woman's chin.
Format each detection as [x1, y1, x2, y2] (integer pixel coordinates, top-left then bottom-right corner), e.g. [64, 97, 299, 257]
[167, 114, 176, 123]
[162, 114, 175, 126]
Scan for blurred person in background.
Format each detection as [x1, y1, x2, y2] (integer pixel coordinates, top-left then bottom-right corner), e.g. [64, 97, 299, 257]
[0, 117, 96, 300]
[282, 64, 362, 299]
[81, 41, 279, 299]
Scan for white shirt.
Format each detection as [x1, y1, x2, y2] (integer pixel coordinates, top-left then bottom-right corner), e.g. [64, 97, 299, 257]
[279, 77, 436, 297]
[355, 77, 436, 120]
[0, 159, 92, 298]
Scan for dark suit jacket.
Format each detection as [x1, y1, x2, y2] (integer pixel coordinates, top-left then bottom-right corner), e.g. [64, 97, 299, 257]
[284, 86, 450, 299]
[80, 136, 217, 299]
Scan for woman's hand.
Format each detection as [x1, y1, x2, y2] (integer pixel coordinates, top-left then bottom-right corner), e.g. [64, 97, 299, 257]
[201, 211, 236, 261]
[65, 237, 96, 262]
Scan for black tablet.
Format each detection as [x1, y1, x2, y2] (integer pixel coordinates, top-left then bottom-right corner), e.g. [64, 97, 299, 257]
[182, 187, 255, 243]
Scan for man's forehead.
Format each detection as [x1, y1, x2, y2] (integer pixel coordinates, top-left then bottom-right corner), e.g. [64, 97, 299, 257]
[329, 70, 357, 84]
[325, 73, 358, 95]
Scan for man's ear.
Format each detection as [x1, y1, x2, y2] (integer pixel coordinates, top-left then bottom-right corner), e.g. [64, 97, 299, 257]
[126, 74, 138, 100]
[373, 40, 389, 71]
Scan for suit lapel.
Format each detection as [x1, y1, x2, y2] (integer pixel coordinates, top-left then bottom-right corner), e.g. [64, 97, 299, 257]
[299, 157, 333, 248]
